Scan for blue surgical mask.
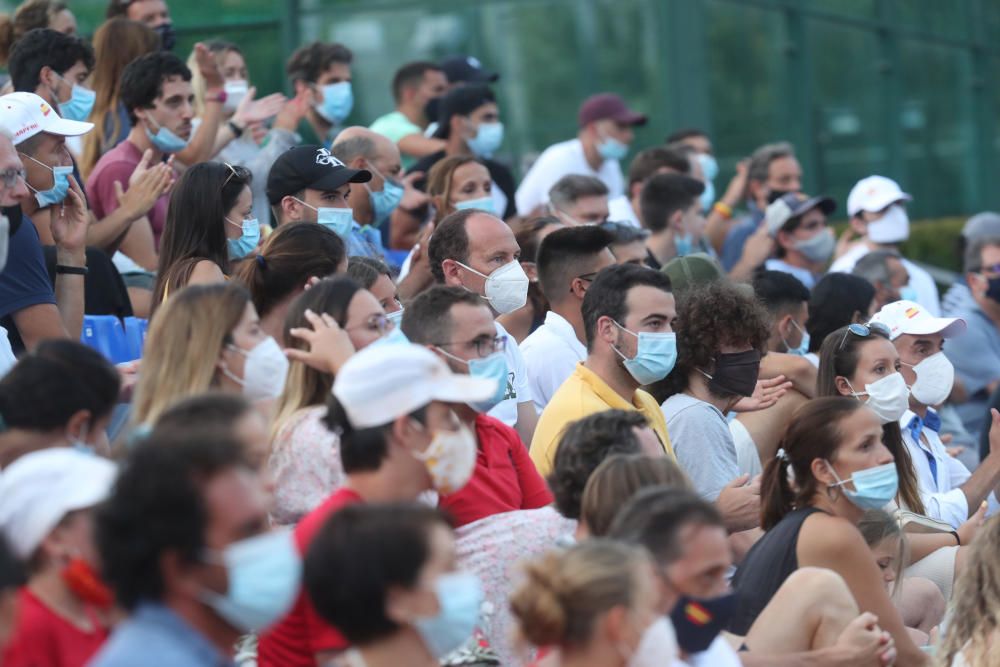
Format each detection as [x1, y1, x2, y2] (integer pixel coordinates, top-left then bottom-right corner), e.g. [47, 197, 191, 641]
[454, 196, 494, 214]
[226, 217, 260, 259]
[20, 153, 72, 207]
[467, 121, 504, 158]
[596, 133, 629, 161]
[199, 530, 302, 633]
[696, 153, 717, 213]
[365, 162, 404, 226]
[314, 81, 353, 125]
[611, 321, 677, 385]
[144, 117, 189, 153]
[675, 232, 694, 257]
[385, 307, 404, 328]
[782, 319, 810, 356]
[826, 461, 898, 510]
[898, 285, 919, 303]
[414, 573, 483, 659]
[437, 348, 509, 413]
[294, 197, 353, 239]
[55, 75, 96, 122]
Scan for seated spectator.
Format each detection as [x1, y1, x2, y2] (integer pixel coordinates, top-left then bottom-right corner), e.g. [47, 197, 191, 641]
[600, 220, 650, 265]
[0, 340, 119, 466]
[258, 343, 493, 667]
[369, 61, 448, 169]
[284, 41, 354, 145]
[270, 276, 390, 525]
[305, 504, 482, 666]
[496, 216, 564, 344]
[510, 539, 668, 667]
[730, 397, 928, 665]
[638, 173, 706, 269]
[853, 249, 912, 312]
[153, 162, 257, 308]
[762, 192, 837, 289]
[0, 1, 77, 66]
[942, 211, 1000, 316]
[659, 252, 727, 297]
[132, 283, 289, 425]
[608, 145, 691, 229]
[521, 225, 615, 410]
[402, 286, 552, 526]
[233, 221, 347, 341]
[346, 256, 403, 325]
[831, 176, 939, 315]
[804, 272, 877, 367]
[91, 427, 300, 667]
[531, 263, 674, 475]
[0, 537, 22, 651]
[547, 174, 609, 227]
[0, 448, 117, 667]
[105, 0, 173, 37]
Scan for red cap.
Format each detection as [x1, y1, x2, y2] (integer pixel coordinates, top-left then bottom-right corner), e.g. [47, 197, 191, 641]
[578, 93, 647, 128]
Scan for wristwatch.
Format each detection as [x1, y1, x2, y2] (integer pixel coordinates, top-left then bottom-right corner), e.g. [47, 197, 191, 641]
[227, 120, 244, 138]
[55, 264, 88, 275]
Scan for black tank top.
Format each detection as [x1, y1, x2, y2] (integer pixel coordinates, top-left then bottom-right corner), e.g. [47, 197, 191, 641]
[729, 506, 825, 635]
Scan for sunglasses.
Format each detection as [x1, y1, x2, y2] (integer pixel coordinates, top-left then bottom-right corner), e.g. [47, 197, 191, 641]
[837, 322, 891, 351]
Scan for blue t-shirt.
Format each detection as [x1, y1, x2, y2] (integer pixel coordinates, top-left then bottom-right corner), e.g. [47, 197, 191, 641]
[0, 214, 56, 319]
[721, 204, 765, 271]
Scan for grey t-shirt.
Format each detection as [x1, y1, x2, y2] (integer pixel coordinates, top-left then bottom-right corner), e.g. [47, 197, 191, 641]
[662, 393, 740, 501]
[945, 307, 1000, 439]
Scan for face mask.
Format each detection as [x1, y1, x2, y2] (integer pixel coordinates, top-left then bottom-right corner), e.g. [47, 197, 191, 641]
[867, 204, 910, 244]
[903, 351, 954, 407]
[700, 350, 761, 398]
[847, 372, 909, 425]
[898, 285, 919, 303]
[984, 276, 1000, 305]
[826, 461, 898, 510]
[696, 153, 718, 212]
[699, 179, 715, 213]
[386, 307, 404, 328]
[0, 213, 8, 273]
[413, 572, 483, 659]
[670, 592, 738, 655]
[454, 196, 494, 214]
[20, 153, 73, 208]
[412, 423, 477, 494]
[365, 162, 404, 226]
[675, 232, 694, 257]
[794, 228, 835, 263]
[199, 530, 302, 633]
[437, 347, 509, 413]
[597, 133, 629, 161]
[628, 617, 678, 667]
[223, 80, 249, 114]
[611, 321, 677, 385]
[466, 121, 504, 158]
[154, 22, 177, 51]
[144, 116, 189, 153]
[456, 259, 529, 315]
[62, 557, 114, 609]
[222, 337, 290, 401]
[55, 75, 96, 122]
[293, 197, 353, 239]
[314, 81, 353, 124]
[226, 217, 260, 259]
[781, 319, 810, 356]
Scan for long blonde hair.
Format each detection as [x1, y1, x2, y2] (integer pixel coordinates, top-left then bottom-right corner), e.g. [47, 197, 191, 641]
[938, 516, 1000, 666]
[132, 283, 251, 425]
[187, 40, 241, 118]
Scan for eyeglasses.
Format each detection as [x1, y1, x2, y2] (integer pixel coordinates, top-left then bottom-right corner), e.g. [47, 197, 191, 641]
[837, 322, 891, 351]
[0, 168, 27, 189]
[433, 334, 507, 358]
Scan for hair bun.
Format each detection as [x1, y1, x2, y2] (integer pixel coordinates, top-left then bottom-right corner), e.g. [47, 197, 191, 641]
[510, 553, 568, 647]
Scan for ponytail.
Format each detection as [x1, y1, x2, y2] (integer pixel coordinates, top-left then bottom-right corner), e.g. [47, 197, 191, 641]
[760, 449, 796, 530]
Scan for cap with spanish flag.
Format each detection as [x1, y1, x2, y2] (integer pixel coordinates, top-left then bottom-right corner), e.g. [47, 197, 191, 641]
[0, 92, 94, 146]
[870, 300, 965, 341]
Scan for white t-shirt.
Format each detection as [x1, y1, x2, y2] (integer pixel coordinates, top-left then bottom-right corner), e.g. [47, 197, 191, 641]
[607, 194, 641, 228]
[0, 327, 16, 378]
[515, 138, 625, 215]
[829, 243, 940, 315]
[674, 636, 743, 667]
[520, 311, 587, 412]
[487, 321, 534, 426]
[764, 258, 816, 290]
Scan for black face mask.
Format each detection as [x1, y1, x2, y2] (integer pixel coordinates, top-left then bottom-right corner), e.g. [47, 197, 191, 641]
[703, 350, 760, 398]
[155, 23, 177, 51]
[670, 592, 739, 654]
[765, 189, 793, 205]
[423, 96, 442, 124]
[1, 205, 22, 238]
[985, 276, 1000, 305]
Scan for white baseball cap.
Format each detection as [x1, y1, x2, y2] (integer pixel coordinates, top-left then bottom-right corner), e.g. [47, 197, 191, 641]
[0, 92, 94, 146]
[869, 300, 966, 341]
[0, 448, 117, 560]
[332, 343, 497, 429]
[846, 175, 912, 216]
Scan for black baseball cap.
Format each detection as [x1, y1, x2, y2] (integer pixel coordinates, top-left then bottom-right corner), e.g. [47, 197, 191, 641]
[431, 84, 496, 139]
[266, 145, 371, 205]
[440, 55, 499, 84]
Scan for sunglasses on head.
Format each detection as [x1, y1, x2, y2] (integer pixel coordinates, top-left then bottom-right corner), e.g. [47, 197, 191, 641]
[837, 322, 891, 351]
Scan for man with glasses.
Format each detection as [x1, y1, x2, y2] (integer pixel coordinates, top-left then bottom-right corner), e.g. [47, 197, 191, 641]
[521, 225, 616, 411]
[0, 126, 31, 372]
[401, 285, 553, 527]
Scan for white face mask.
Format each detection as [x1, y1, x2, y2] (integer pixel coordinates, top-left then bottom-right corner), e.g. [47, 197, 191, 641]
[904, 351, 954, 407]
[628, 617, 678, 667]
[867, 204, 910, 244]
[455, 259, 529, 314]
[0, 213, 8, 273]
[848, 372, 910, 424]
[412, 424, 477, 495]
[222, 337, 290, 401]
[223, 79, 249, 114]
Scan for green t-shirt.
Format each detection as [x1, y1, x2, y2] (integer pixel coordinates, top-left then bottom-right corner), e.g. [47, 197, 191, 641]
[370, 111, 422, 169]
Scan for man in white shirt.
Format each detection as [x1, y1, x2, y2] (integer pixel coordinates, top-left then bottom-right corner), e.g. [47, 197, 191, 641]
[427, 208, 538, 443]
[870, 299, 1000, 528]
[547, 174, 609, 227]
[831, 175, 940, 315]
[515, 93, 646, 215]
[607, 145, 692, 228]
[521, 225, 616, 411]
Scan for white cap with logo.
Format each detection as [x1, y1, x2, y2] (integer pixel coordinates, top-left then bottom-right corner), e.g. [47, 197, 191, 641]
[0, 448, 117, 560]
[846, 175, 912, 217]
[869, 299, 966, 341]
[332, 343, 497, 429]
[0, 92, 94, 146]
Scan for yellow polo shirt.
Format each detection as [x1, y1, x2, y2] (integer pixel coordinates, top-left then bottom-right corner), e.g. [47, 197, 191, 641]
[529, 362, 674, 477]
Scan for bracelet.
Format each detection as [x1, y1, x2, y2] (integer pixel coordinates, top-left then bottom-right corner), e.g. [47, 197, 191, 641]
[713, 201, 734, 220]
[205, 89, 227, 105]
[950, 530, 961, 546]
[55, 264, 88, 275]
[227, 120, 244, 138]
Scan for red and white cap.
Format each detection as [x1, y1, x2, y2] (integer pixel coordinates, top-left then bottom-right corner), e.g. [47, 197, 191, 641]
[0, 92, 93, 146]
[846, 175, 912, 216]
[869, 300, 966, 341]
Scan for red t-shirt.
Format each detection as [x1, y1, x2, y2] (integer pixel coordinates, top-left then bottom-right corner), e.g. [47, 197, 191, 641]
[1, 587, 108, 667]
[258, 487, 363, 667]
[440, 415, 553, 527]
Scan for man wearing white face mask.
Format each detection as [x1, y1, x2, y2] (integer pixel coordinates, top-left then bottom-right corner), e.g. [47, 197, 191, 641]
[871, 299, 1000, 529]
[258, 343, 495, 667]
[831, 175, 940, 315]
[428, 209, 539, 444]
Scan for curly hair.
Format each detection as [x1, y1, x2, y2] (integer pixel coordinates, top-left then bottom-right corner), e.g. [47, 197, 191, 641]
[648, 281, 770, 402]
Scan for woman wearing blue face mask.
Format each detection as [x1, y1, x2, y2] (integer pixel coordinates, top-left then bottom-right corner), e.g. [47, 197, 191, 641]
[304, 503, 485, 667]
[730, 397, 930, 666]
[152, 162, 258, 310]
